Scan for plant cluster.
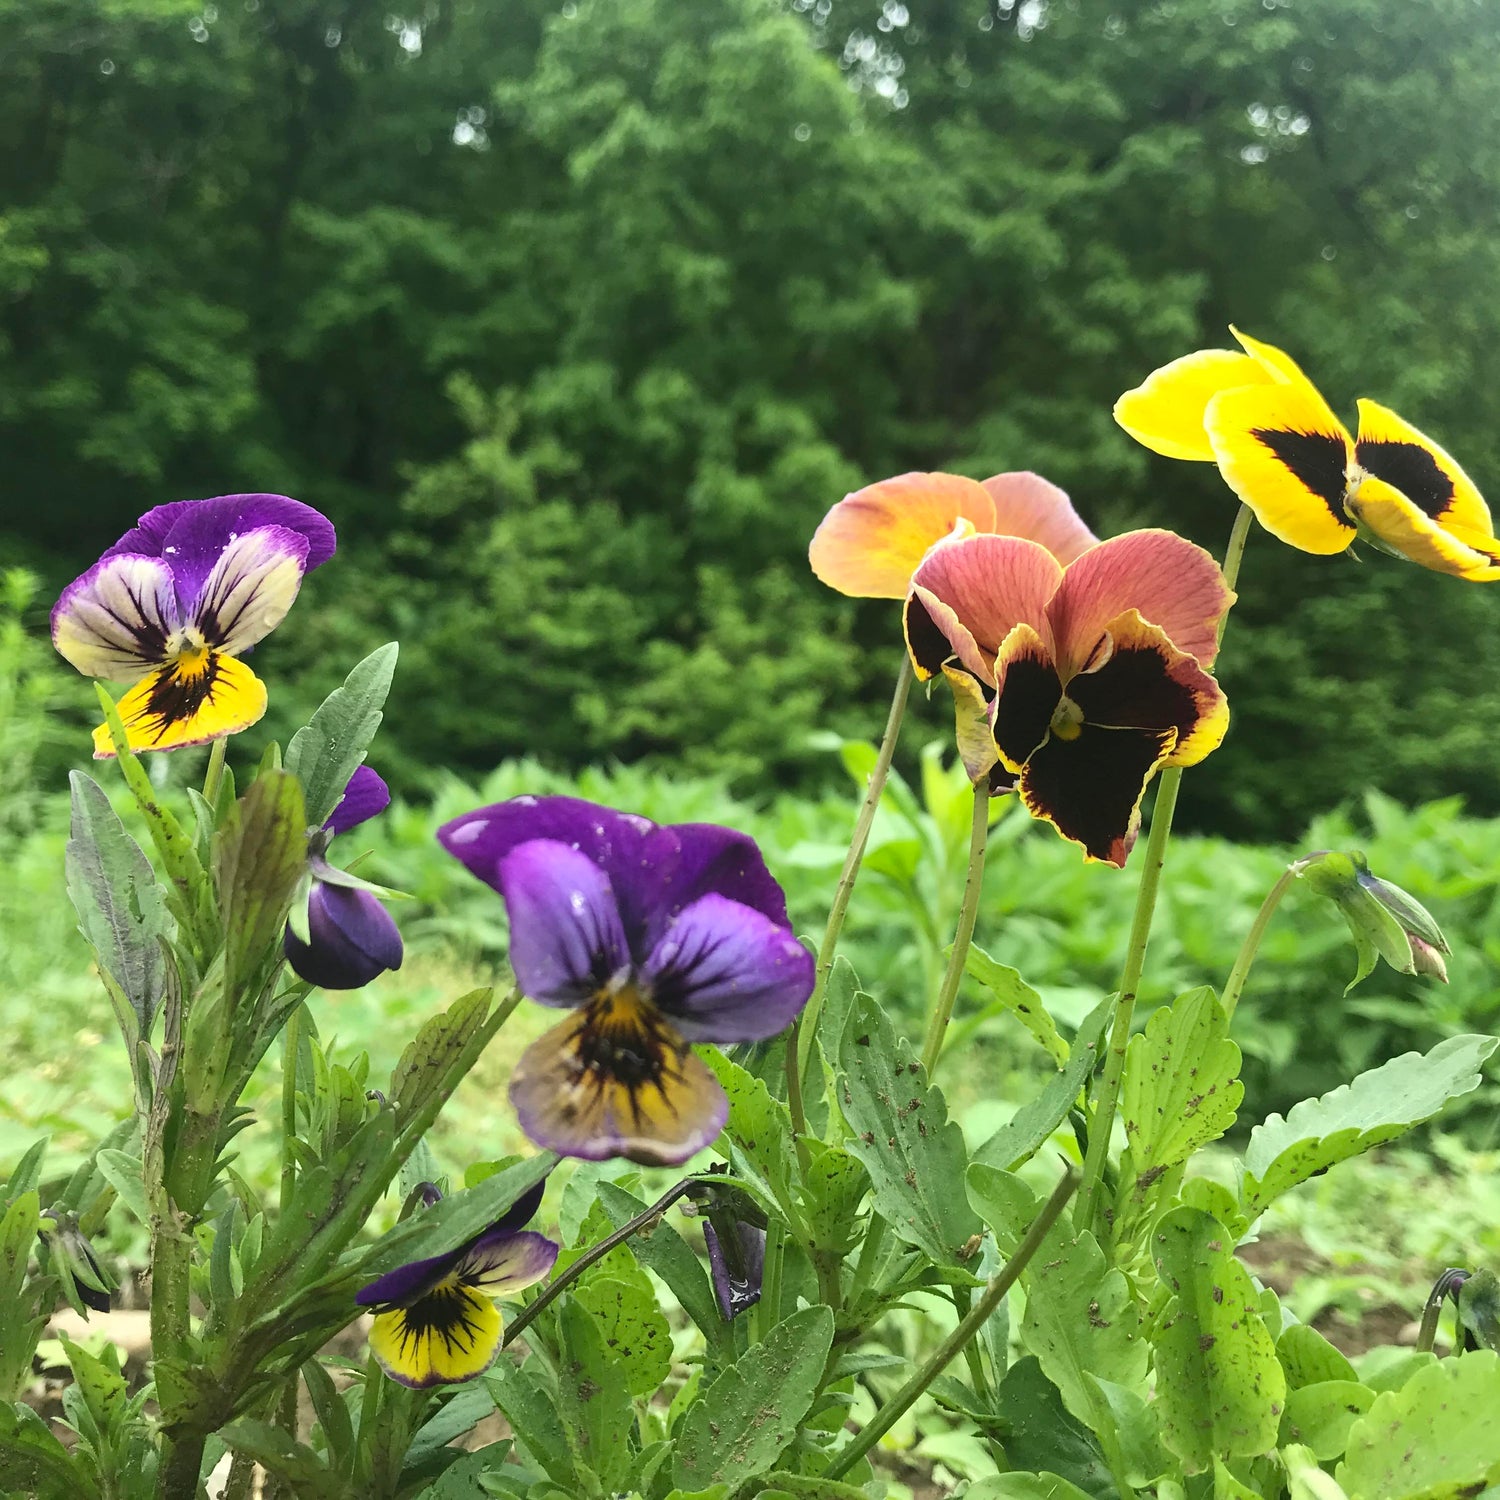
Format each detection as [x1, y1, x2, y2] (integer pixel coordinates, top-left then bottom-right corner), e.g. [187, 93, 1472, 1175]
[5, 329, 1500, 1500]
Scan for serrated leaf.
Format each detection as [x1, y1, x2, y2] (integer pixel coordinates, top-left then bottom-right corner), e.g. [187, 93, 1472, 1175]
[285, 643, 398, 827]
[974, 998, 1109, 1172]
[214, 770, 308, 993]
[556, 1300, 632, 1491]
[838, 993, 981, 1265]
[1150, 1206, 1286, 1472]
[673, 1306, 834, 1493]
[967, 947, 1069, 1064]
[1240, 1035, 1497, 1218]
[797, 1140, 869, 1256]
[703, 1047, 796, 1214]
[65, 771, 170, 1038]
[1337, 1350, 1500, 1500]
[574, 1272, 673, 1399]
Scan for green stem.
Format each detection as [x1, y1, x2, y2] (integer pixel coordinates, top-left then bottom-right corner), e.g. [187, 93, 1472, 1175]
[827, 1166, 1079, 1482]
[796, 656, 914, 1074]
[784, 1016, 813, 1176]
[202, 736, 228, 810]
[280, 1003, 304, 1211]
[1219, 503, 1254, 616]
[1075, 766, 1182, 1235]
[757, 1218, 786, 1343]
[1221, 864, 1299, 1019]
[920, 783, 990, 1077]
[502, 1179, 699, 1348]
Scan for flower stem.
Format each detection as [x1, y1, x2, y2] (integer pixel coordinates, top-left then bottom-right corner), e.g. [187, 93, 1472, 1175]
[920, 784, 990, 1077]
[202, 735, 228, 810]
[1221, 864, 1299, 1019]
[795, 656, 914, 1074]
[1219, 503, 1254, 625]
[826, 1165, 1079, 1482]
[1075, 765, 1182, 1236]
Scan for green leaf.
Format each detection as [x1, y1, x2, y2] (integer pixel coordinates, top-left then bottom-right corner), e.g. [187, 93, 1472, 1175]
[65, 771, 170, 1038]
[220, 1419, 342, 1499]
[797, 1140, 869, 1257]
[672, 1305, 834, 1493]
[966, 947, 1069, 1065]
[992, 1357, 1116, 1500]
[1337, 1350, 1500, 1500]
[1150, 1206, 1286, 1472]
[0, 1402, 95, 1500]
[94, 1150, 150, 1228]
[388, 987, 494, 1118]
[1118, 988, 1242, 1238]
[965, 1476, 1098, 1500]
[0, 1192, 45, 1401]
[702, 1047, 796, 1215]
[838, 993, 982, 1266]
[1240, 1035, 1498, 1219]
[555, 1300, 632, 1492]
[593, 1181, 725, 1347]
[1278, 1324, 1359, 1391]
[484, 1359, 578, 1490]
[213, 769, 308, 995]
[573, 1272, 673, 1400]
[973, 998, 1109, 1172]
[1279, 1381, 1375, 1462]
[285, 643, 399, 827]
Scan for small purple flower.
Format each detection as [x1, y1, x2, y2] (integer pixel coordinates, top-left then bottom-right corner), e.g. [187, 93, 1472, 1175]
[284, 766, 404, 990]
[50, 494, 336, 758]
[357, 1178, 557, 1388]
[436, 796, 816, 1165]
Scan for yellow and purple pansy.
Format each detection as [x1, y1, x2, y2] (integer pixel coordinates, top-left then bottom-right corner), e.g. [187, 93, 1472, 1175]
[907, 530, 1234, 865]
[50, 493, 337, 756]
[357, 1180, 557, 1388]
[283, 766, 404, 991]
[436, 796, 816, 1165]
[1115, 328, 1500, 580]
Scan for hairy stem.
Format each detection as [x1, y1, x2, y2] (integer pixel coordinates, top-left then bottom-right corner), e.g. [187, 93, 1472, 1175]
[1221, 864, 1299, 1019]
[920, 784, 990, 1077]
[827, 1166, 1079, 1482]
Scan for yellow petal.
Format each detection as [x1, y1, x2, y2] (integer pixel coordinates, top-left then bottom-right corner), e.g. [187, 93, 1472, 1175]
[92, 652, 268, 758]
[1204, 381, 1357, 555]
[1229, 326, 1321, 388]
[369, 1284, 502, 1388]
[1354, 398, 1494, 538]
[1348, 475, 1500, 581]
[941, 664, 1000, 786]
[1114, 349, 1271, 462]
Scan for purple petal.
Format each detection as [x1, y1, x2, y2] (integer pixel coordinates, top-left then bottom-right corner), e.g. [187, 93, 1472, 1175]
[495, 841, 629, 1006]
[641, 894, 815, 1044]
[283, 883, 403, 990]
[51, 553, 180, 680]
[103, 494, 336, 610]
[437, 796, 792, 961]
[455, 1228, 559, 1294]
[191, 524, 311, 653]
[491, 1177, 547, 1235]
[704, 1219, 766, 1321]
[356, 1244, 465, 1308]
[327, 765, 391, 836]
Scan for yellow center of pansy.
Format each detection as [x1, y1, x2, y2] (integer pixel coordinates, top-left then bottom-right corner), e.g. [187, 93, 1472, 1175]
[1050, 696, 1085, 742]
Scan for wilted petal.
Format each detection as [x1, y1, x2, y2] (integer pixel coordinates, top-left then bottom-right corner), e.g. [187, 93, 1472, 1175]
[1019, 724, 1176, 867]
[369, 1285, 501, 1388]
[496, 840, 630, 1006]
[105, 493, 336, 608]
[704, 1218, 767, 1321]
[1046, 530, 1235, 677]
[942, 665, 1002, 787]
[1114, 348, 1270, 462]
[191, 524, 311, 654]
[641, 893, 814, 1043]
[92, 652, 268, 758]
[455, 1228, 559, 1294]
[284, 882, 403, 989]
[1067, 610, 1230, 769]
[51, 553, 180, 681]
[1204, 380, 1356, 556]
[809, 472, 996, 599]
[983, 472, 1099, 564]
[509, 1000, 728, 1165]
[327, 765, 391, 836]
[908, 533, 1062, 679]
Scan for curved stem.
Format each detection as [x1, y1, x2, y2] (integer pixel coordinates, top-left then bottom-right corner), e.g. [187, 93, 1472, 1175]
[1221, 864, 1298, 1019]
[827, 1166, 1081, 1483]
[920, 784, 990, 1077]
[1075, 765, 1182, 1235]
[795, 656, 914, 1074]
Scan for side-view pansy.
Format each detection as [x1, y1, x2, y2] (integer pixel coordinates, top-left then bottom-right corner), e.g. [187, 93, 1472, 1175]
[1115, 327, 1500, 580]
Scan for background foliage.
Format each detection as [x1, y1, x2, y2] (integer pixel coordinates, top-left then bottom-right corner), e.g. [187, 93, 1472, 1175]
[5, 0, 1500, 834]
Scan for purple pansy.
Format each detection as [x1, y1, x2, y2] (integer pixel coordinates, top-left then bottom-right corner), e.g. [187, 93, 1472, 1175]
[284, 766, 404, 990]
[50, 493, 335, 758]
[436, 796, 816, 1166]
[358, 1179, 557, 1388]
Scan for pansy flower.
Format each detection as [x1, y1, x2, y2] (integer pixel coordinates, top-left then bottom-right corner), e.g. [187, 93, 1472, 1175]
[51, 493, 337, 756]
[436, 797, 816, 1165]
[1115, 328, 1500, 580]
[357, 1180, 557, 1388]
[284, 766, 404, 990]
[906, 530, 1233, 865]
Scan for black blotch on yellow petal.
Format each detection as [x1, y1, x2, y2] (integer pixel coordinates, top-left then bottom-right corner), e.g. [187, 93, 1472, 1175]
[141, 652, 224, 741]
[992, 651, 1060, 771]
[1356, 438, 1456, 522]
[1251, 428, 1351, 528]
[903, 593, 958, 678]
